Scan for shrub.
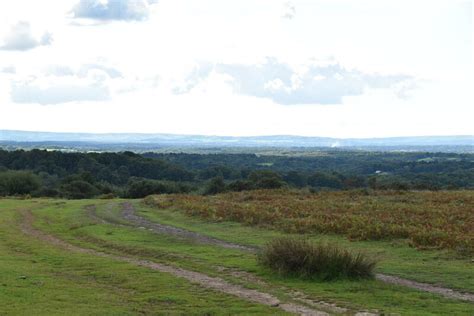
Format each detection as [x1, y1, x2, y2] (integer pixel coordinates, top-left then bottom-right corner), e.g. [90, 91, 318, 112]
[60, 180, 99, 199]
[227, 180, 253, 192]
[307, 172, 343, 189]
[203, 176, 226, 195]
[248, 170, 285, 189]
[33, 187, 60, 197]
[0, 170, 41, 196]
[98, 193, 115, 199]
[258, 237, 376, 280]
[127, 179, 193, 198]
[128, 180, 163, 198]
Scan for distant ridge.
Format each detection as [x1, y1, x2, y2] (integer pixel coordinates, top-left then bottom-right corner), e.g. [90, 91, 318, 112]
[0, 130, 473, 148]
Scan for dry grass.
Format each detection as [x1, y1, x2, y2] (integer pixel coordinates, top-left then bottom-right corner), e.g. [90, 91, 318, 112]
[144, 189, 474, 255]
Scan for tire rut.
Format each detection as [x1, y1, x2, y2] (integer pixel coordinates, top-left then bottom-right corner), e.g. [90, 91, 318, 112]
[19, 209, 330, 316]
[375, 274, 474, 302]
[90, 204, 359, 315]
[118, 202, 474, 303]
[121, 202, 256, 252]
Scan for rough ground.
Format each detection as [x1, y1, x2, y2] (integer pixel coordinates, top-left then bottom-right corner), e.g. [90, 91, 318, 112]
[116, 202, 474, 303]
[20, 209, 333, 316]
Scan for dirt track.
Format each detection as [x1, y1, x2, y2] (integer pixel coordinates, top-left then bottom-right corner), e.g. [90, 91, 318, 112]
[121, 202, 256, 251]
[374, 274, 474, 302]
[116, 202, 474, 303]
[20, 209, 332, 316]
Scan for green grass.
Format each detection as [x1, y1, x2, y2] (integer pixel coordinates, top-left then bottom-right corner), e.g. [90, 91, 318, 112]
[0, 199, 286, 315]
[49, 200, 474, 313]
[1, 198, 473, 315]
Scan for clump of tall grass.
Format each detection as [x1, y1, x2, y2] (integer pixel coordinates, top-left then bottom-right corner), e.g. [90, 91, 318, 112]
[258, 237, 376, 280]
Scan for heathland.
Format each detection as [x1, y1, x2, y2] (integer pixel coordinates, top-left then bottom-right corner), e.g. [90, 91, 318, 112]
[1, 191, 473, 315]
[0, 148, 473, 315]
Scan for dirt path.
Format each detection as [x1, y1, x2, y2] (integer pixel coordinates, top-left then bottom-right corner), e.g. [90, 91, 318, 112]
[121, 202, 256, 251]
[375, 274, 474, 302]
[89, 204, 361, 314]
[119, 202, 474, 303]
[19, 210, 331, 316]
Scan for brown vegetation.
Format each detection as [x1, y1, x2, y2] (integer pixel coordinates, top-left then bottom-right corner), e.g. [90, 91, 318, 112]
[144, 189, 474, 255]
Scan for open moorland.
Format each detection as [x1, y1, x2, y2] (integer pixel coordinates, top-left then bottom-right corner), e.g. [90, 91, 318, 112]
[1, 191, 473, 315]
[1, 149, 473, 315]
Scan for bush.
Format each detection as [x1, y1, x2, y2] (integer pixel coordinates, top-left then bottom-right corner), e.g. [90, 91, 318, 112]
[98, 193, 116, 199]
[203, 176, 226, 195]
[248, 170, 286, 189]
[258, 237, 376, 280]
[127, 179, 169, 198]
[33, 187, 60, 197]
[0, 170, 41, 196]
[307, 172, 343, 189]
[127, 179, 193, 198]
[60, 180, 98, 199]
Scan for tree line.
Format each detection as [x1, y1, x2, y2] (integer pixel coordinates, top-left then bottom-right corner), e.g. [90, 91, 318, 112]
[0, 149, 473, 198]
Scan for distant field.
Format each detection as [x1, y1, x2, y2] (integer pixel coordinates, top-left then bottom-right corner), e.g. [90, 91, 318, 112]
[144, 190, 474, 255]
[1, 195, 473, 315]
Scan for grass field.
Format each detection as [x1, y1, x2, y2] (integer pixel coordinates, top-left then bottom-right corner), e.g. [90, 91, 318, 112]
[1, 192, 473, 315]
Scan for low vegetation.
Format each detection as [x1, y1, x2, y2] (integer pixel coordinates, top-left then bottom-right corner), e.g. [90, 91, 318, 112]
[258, 237, 376, 280]
[1, 199, 473, 314]
[144, 189, 474, 255]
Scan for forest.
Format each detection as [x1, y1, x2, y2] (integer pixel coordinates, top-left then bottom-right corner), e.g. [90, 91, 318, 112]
[0, 148, 473, 198]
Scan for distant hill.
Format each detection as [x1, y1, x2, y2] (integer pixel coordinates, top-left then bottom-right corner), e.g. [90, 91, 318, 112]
[0, 130, 472, 153]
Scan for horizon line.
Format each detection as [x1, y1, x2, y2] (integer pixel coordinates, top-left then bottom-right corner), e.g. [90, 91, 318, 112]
[1, 129, 473, 141]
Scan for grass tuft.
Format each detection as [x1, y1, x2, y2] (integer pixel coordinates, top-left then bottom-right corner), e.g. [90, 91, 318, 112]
[258, 237, 376, 280]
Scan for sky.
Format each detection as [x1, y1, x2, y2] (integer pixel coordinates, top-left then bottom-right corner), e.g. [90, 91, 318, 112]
[0, 0, 472, 138]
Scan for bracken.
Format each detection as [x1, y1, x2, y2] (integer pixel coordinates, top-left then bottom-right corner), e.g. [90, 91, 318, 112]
[144, 189, 474, 255]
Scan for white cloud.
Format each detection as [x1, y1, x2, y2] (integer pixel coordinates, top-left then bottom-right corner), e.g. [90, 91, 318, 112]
[0, 22, 52, 51]
[77, 63, 122, 78]
[1, 66, 16, 74]
[180, 58, 415, 105]
[11, 76, 110, 105]
[71, 0, 154, 21]
[282, 2, 296, 19]
[7, 63, 125, 104]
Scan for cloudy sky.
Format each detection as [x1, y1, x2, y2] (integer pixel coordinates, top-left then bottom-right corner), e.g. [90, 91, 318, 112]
[0, 0, 472, 137]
